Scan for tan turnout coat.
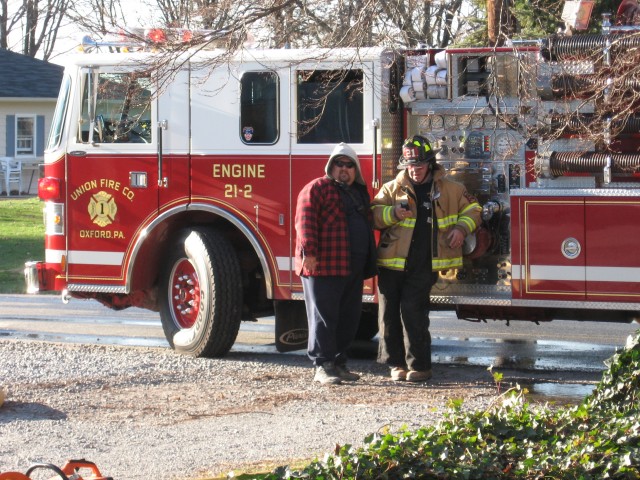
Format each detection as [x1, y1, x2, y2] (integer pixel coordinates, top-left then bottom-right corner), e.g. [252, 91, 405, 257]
[371, 165, 482, 272]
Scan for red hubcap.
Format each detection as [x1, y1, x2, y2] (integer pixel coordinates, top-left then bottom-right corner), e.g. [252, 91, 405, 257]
[170, 259, 201, 329]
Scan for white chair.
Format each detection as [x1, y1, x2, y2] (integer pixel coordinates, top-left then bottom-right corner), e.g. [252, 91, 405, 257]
[0, 157, 22, 196]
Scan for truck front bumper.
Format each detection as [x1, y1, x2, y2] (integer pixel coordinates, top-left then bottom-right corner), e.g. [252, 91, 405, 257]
[24, 261, 43, 293]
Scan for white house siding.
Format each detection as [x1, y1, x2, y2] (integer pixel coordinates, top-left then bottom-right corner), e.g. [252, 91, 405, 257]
[0, 98, 56, 195]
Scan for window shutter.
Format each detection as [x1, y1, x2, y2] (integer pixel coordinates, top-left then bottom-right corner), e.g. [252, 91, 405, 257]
[5, 115, 15, 156]
[37, 115, 45, 156]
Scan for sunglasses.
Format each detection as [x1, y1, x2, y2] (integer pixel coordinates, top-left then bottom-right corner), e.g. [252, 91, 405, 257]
[334, 160, 355, 169]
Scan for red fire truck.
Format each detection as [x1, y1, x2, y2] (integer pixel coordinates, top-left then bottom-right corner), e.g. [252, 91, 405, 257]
[25, 20, 640, 357]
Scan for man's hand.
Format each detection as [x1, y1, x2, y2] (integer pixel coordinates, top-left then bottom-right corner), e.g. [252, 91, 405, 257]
[447, 228, 465, 249]
[302, 255, 318, 274]
[394, 204, 411, 220]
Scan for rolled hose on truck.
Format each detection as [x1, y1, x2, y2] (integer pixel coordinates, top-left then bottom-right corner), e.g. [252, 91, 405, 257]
[0, 460, 112, 480]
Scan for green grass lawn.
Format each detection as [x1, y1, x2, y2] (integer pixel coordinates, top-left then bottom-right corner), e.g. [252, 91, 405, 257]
[0, 197, 44, 293]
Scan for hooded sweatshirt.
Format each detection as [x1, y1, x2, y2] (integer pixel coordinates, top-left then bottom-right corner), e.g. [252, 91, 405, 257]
[324, 142, 366, 186]
[295, 143, 377, 278]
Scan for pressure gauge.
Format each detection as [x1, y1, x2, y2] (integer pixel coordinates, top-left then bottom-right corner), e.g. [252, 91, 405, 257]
[494, 133, 518, 158]
[458, 115, 471, 129]
[418, 116, 430, 131]
[430, 115, 444, 130]
[470, 116, 484, 129]
[483, 116, 497, 129]
[444, 115, 457, 129]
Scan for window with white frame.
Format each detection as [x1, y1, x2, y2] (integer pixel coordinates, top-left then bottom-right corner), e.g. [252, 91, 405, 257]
[15, 115, 35, 156]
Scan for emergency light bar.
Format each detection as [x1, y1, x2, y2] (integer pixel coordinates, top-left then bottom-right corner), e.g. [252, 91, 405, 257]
[79, 27, 220, 53]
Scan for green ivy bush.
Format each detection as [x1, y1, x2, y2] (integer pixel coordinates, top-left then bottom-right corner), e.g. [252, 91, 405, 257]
[237, 330, 640, 479]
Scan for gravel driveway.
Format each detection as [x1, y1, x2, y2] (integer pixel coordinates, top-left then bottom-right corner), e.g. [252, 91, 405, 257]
[0, 339, 603, 479]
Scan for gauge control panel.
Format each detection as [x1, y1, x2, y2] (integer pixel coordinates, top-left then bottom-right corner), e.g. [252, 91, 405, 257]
[416, 114, 525, 162]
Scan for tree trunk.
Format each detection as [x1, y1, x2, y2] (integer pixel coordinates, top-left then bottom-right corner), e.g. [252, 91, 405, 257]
[488, 0, 513, 47]
[488, 0, 502, 47]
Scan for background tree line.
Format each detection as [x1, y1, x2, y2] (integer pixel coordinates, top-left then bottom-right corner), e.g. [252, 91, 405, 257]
[0, 0, 624, 61]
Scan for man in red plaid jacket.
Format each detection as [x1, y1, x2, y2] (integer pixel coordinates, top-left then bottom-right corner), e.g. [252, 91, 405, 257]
[295, 143, 377, 385]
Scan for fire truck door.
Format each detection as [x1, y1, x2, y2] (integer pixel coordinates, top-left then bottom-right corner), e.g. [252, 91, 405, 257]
[65, 68, 163, 289]
[288, 61, 377, 295]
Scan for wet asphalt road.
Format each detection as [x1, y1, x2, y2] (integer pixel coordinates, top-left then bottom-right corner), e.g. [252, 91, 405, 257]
[1, 293, 638, 374]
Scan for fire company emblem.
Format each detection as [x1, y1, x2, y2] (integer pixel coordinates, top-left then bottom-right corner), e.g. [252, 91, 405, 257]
[88, 191, 118, 227]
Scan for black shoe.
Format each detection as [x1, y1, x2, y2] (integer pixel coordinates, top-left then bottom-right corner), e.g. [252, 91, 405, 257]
[335, 364, 360, 381]
[314, 362, 342, 385]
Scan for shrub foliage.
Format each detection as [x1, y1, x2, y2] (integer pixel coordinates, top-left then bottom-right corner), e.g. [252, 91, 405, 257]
[238, 330, 640, 479]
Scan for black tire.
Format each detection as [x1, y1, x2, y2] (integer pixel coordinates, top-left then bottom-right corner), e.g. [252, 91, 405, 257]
[356, 304, 379, 341]
[159, 228, 242, 357]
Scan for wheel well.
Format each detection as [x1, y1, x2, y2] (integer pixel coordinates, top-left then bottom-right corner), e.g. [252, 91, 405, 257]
[129, 209, 273, 318]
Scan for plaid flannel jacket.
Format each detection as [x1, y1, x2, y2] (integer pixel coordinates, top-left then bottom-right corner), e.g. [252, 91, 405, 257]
[295, 176, 372, 277]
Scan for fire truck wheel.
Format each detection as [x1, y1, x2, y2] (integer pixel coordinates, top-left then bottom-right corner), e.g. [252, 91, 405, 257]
[159, 228, 242, 358]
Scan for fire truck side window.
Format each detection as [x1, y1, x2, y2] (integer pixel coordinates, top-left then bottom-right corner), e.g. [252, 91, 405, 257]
[240, 71, 279, 144]
[297, 69, 363, 144]
[79, 73, 152, 144]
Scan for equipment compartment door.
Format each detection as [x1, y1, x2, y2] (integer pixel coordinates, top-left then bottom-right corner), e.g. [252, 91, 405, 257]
[516, 197, 586, 300]
[585, 199, 640, 302]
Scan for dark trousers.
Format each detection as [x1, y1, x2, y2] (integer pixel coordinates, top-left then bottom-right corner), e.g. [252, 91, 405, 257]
[302, 255, 366, 367]
[377, 266, 434, 371]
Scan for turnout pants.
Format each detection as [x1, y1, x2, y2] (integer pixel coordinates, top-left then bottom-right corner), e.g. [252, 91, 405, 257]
[377, 266, 434, 371]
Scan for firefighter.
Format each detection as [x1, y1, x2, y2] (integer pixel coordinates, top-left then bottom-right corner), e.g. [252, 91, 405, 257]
[371, 135, 481, 382]
[294, 143, 378, 385]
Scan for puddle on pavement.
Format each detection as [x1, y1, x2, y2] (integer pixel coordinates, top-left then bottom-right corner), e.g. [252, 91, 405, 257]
[434, 337, 617, 373]
[506, 381, 596, 404]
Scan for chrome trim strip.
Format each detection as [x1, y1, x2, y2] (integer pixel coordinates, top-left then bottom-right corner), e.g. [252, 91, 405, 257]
[432, 296, 640, 311]
[67, 284, 127, 294]
[432, 295, 512, 306]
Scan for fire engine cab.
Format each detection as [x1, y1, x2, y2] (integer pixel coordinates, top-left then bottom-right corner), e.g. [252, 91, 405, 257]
[25, 18, 640, 358]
